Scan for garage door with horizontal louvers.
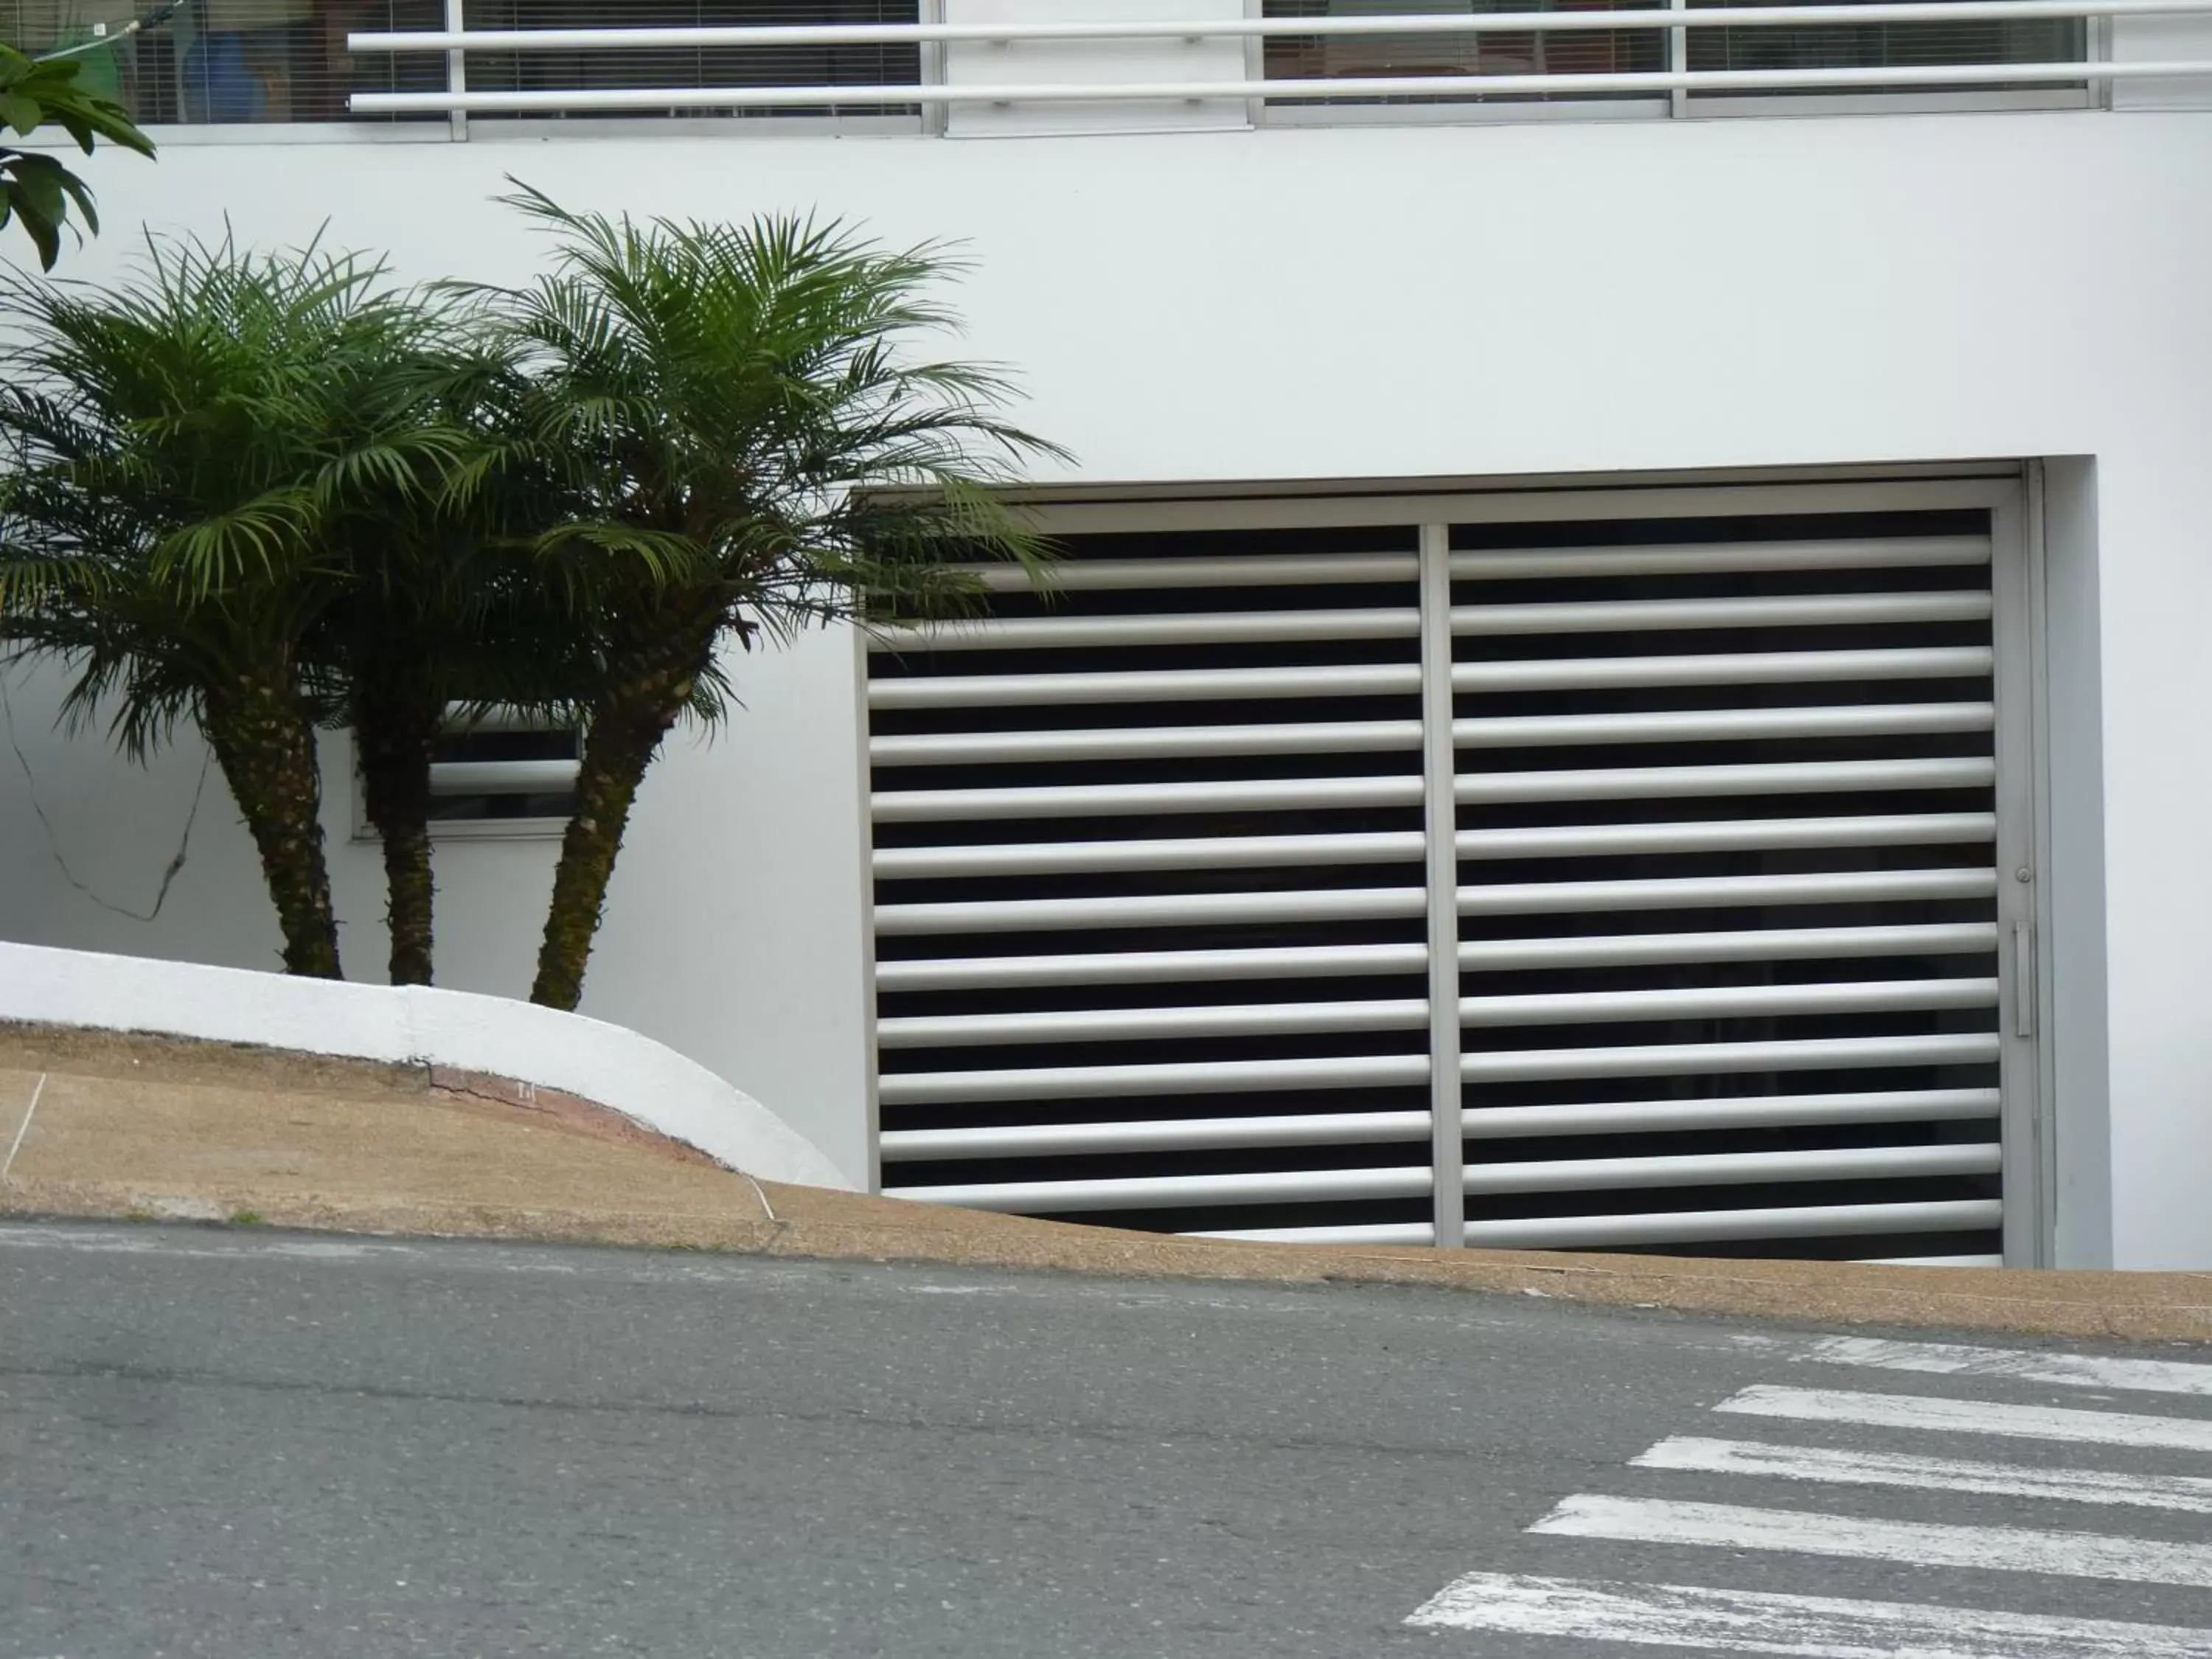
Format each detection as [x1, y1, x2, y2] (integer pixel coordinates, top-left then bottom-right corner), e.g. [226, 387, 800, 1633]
[864, 494, 2030, 1263]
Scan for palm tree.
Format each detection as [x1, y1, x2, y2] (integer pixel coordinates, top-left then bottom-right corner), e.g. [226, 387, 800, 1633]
[461, 185, 1066, 1012]
[305, 328, 565, 987]
[0, 233, 459, 978]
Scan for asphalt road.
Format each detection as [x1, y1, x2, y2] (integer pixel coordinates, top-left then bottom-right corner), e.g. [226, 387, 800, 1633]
[3, 1221, 2210, 1659]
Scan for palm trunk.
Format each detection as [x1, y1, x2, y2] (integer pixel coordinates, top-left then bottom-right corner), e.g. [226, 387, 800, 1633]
[202, 675, 342, 980]
[355, 687, 440, 987]
[529, 618, 717, 1011]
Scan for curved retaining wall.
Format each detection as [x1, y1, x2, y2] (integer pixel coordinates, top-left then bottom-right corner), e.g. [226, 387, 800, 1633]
[0, 941, 852, 1191]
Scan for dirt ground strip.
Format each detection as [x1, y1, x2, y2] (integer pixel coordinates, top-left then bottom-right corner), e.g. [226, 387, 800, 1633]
[3, 1022, 2206, 1343]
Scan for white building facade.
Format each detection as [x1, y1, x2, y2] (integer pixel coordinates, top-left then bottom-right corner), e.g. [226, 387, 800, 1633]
[2, 1, 2208, 1267]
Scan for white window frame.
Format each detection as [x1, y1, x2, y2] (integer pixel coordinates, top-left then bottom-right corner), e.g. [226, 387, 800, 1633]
[350, 706, 581, 844]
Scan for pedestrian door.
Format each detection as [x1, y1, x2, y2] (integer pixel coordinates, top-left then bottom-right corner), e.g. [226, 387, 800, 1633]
[862, 477, 2042, 1265]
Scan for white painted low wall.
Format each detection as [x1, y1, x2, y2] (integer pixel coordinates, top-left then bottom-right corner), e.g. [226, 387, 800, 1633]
[0, 941, 852, 1191]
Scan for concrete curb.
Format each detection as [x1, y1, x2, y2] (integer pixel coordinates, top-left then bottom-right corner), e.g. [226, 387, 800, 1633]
[8, 1179, 2207, 1345]
[4, 1022, 2206, 1345]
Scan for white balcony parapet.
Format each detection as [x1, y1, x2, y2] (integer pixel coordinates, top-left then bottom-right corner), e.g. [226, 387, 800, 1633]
[350, 1, 2212, 55]
[350, 60, 2212, 116]
[347, 2, 2212, 119]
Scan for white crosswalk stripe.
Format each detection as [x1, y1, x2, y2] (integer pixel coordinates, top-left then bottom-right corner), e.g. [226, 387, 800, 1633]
[1407, 1573, 2212, 1655]
[1717, 1384, 2212, 1451]
[1788, 1335, 2212, 1397]
[1408, 1338, 2212, 1653]
[1529, 1495, 2212, 1588]
[1633, 1434, 2212, 1513]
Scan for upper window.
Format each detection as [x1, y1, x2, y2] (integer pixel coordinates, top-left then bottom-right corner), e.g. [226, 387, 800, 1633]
[352, 710, 581, 841]
[1263, 0, 1669, 111]
[1260, 0, 2090, 114]
[1680, 0, 2085, 102]
[457, 0, 919, 123]
[0, 0, 917, 127]
[1, 1, 445, 125]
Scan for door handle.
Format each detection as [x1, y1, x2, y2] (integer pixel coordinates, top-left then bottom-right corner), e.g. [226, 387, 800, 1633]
[2013, 922, 2034, 1040]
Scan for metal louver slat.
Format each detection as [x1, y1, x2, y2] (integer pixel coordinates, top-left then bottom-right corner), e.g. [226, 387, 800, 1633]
[1453, 645, 1992, 693]
[874, 923, 1997, 988]
[873, 815, 1992, 879]
[1452, 702, 1993, 748]
[868, 662, 1423, 709]
[878, 979, 1997, 1048]
[878, 997, 1429, 1048]
[1458, 1033, 2000, 1083]
[1445, 535, 1989, 580]
[875, 755, 1995, 822]
[877, 1032, 1999, 1105]
[867, 496, 2023, 1261]
[1448, 590, 1992, 636]
[878, 1088, 2000, 1162]
[874, 942, 1431, 990]
[1454, 757, 1995, 804]
[955, 535, 1985, 588]
[869, 702, 1994, 765]
[1455, 1201, 2007, 1250]
[1201, 1201, 2004, 1248]
[878, 871, 1994, 934]
[888, 1166, 1434, 1211]
[874, 886, 1424, 935]
[874, 831, 1424, 878]
[885, 1143, 2001, 1215]
[872, 773, 1420, 821]
[1458, 922, 1997, 971]
[877, 1054, 1431, 1105]
[867, 605, 1419, 650]
[1455, 869, 1996, 915]
[870, 717, 1422, 765]
[866, 644, 1994, 711]
[967, 552, 1419, 589]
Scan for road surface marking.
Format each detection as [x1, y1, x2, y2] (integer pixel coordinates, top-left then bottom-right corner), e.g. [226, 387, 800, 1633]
[1529, 1495, 2212, 1587]
[1634, 1436, 2212, 1513]
[1, 1072, 46, 1183]
[1795, 1335, 2212, 1399]
[1405, 1571, 2212, 1655]
[1716, 1385, 2212, 1452]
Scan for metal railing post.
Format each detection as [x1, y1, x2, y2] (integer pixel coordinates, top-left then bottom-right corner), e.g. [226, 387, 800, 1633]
[444, 0, 468, 140]
[1421, 525, 1466, 1250]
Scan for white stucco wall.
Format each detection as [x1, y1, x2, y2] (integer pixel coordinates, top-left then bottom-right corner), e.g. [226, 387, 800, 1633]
[0, 941, 849, 1187]
[3, 102, 2209, 1259]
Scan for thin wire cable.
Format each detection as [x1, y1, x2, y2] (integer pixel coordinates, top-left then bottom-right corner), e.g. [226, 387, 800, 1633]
[30, 1, 184, 63]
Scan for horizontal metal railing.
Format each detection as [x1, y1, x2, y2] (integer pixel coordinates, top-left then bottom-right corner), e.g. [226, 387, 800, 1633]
[348, 0, 2212, 53]
[347, 2, 2212, 119]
